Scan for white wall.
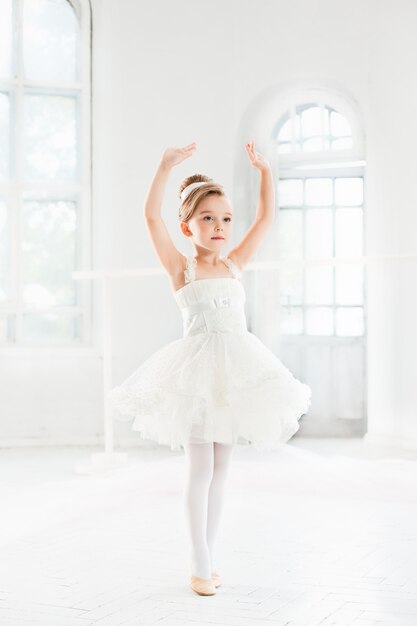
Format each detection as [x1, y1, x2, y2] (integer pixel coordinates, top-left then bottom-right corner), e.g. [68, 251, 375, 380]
[2, 0, 416, 449]
[365, 0, 417, 447]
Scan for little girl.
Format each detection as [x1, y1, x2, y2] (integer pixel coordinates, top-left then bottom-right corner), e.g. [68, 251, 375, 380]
[107, 140, 311, 596]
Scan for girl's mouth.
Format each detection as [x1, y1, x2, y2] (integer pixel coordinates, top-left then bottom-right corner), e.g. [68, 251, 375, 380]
[211, 237, 224, 240]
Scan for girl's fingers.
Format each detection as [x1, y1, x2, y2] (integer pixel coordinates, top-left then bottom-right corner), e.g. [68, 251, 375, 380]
[246, 142, 257, 162]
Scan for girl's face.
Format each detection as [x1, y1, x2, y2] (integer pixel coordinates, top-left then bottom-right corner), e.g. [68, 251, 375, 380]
[183, 195, 233, 250]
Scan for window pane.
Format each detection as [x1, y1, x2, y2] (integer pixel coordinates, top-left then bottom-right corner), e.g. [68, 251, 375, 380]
[335, 208, 363, 257]
[305, 209, 333, 258]
[21, 313, 81, 343]
[280, 307, 303, 335]
[293, 115, 301, 140]
[23, 0, 79, 82]
[301, 106, 321, 138]
[330, 111, 351, 137]
[279, 210, 303, 306]
[279, 180, 303, 207]
[0, 93, 11, 181]
[336, 307, 364, 336]
[323, 108, 330, 135]
[0, 0, 13, 78]
[331, 137, 353, 150]
[305, 266, 333, 305]
[23, 94, 78, 181]
[335, 177, 363, 206]
[306, 307, 333, 335]
[335, 265, 364, 305]
[279, 267, 303, 306]
[0, 315, 13, 342]
[279, 209, 303, 258]
[302, 137, 323, 152]
[0, 201, 10, 303]
[21, 200, 77, 308]
[305, 178, 333, 206]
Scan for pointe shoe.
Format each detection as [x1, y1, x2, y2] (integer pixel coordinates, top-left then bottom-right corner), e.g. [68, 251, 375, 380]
[211, 570, 222, 587]
[190, 575, 216, 596]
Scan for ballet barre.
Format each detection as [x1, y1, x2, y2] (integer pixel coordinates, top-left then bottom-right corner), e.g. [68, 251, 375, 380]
[71, 253, 417, 474]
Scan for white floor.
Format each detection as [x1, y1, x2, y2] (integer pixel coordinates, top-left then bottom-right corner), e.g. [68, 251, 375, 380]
[1, 437, 417, 626]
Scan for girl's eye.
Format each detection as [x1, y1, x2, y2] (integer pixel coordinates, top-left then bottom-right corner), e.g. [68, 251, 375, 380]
[203, 216, 232, 222]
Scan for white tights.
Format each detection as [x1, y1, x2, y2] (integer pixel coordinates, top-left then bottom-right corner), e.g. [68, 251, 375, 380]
[182, 441, 234, 579]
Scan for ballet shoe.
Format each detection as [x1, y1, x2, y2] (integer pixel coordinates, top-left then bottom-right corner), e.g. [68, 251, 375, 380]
[189, 574, 216, 596]
[211, 570, 222, 587]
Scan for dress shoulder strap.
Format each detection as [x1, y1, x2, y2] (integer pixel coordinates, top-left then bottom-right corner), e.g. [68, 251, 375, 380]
[222, 256, 242, 279]
[184, 255, 197, 284]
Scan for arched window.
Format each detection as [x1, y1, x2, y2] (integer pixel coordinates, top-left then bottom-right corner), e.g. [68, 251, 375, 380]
[0, 0, 91, 346]
[267, 89, 366, 432]
[276, 103, 354, 154]
[274, 98, 365, 337]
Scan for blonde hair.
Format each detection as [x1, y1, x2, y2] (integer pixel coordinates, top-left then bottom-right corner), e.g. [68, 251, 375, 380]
[178, 174, 225, 223]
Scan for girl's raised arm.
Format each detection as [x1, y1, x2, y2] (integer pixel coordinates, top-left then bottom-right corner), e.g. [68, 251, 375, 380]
[144, 143, 196, 277]
[229, 141, 275, 271]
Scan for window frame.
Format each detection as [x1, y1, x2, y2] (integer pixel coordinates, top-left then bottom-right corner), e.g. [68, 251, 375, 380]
[0, 0, 93, 354]
[272, 88, 365, 167]
[278, 165, 366, 338]
[271, 88, 366, 339]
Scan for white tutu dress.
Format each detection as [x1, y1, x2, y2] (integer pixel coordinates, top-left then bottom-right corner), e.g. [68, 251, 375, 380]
[107, 254, 312, 452]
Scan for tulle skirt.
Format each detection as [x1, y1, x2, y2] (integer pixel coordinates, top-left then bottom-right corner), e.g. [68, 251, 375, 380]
[107, 330, 312, 452]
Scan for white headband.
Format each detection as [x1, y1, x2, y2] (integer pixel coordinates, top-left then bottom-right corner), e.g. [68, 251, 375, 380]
[180, 181, 211, 202]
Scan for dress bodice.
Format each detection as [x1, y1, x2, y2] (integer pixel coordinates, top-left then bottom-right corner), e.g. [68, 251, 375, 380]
[173, 255, 247, 337]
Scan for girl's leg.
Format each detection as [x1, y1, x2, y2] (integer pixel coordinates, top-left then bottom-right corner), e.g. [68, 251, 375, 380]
[182, 441, 214, 579]
[206, 442, 234, 573]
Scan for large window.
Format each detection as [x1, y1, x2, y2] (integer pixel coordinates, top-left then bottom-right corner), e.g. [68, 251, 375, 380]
[275, 101, 365, 337]
[0, 0, 91, 346]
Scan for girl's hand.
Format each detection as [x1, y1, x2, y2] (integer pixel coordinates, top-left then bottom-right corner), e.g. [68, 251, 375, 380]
[246, 140, 270, 172]
[161, 142, 197, 169]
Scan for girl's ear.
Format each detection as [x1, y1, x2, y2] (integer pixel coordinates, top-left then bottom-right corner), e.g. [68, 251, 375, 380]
[180, 222, 192, 237]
